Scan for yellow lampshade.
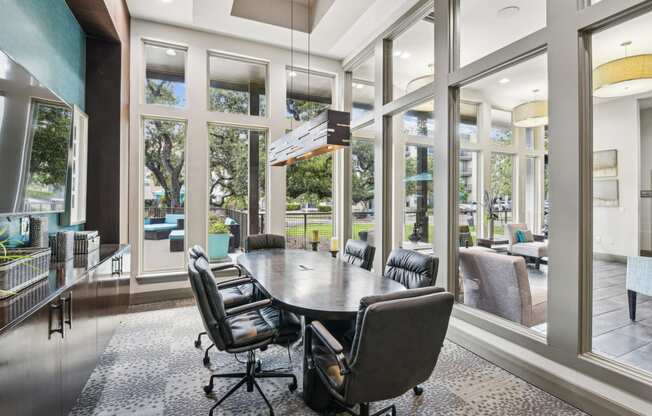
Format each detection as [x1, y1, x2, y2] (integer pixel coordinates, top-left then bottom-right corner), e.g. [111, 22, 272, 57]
[513, 100, 548, 128]
[593, 54, 652, 98]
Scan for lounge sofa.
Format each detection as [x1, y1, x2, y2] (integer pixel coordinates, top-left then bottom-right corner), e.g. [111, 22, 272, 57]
[459, 247, 547, 328]
[144, 214, 185, 240]
[505, 223, 547, 268]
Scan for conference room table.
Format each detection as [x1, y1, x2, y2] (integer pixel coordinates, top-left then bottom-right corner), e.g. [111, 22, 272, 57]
[236, 248, 406, 410]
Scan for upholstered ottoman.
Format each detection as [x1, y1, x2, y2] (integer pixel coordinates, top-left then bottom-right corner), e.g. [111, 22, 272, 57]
[169, 230, 185, 252]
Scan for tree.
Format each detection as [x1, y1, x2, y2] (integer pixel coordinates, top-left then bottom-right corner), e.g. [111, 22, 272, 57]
[146, 79, 178, 106]
[490, 153, 513, 198]
[29, 103, 71, 189]
[208, 126, 249, 209]
[209, 88, 249, 114]
[144, 117, 186, 209]
[351, 141, 374, 209]
[286, 154, 332, 206]
[286, 98, 330, 122]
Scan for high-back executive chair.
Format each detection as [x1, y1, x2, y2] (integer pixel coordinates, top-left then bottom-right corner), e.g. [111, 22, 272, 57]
[188, 246, 256, 364]
[245, 233, 286, 252]
[307, 287, 454, 416]
[384, 248, 439, 289]
[343, 239, 376, 271]
[188, 247, 301, 416]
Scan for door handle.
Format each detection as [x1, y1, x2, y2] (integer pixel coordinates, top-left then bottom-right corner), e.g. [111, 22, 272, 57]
[48, 301, 64, 339]
[63, 293, 72, 329]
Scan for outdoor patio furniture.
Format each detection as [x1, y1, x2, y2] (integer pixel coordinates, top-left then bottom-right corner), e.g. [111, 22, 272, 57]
[505, 223, 548, 269]
[224, 217, 240, 252]
[170, 230, 185, 252]
[459, 247, 547, 328]
[626, 256, 652, 321]
[144, 214, 185, 240]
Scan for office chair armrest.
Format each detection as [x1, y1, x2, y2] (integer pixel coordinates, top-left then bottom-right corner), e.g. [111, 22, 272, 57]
[225, 299, 273, 317]
[211, 263, 245, 276]
[216, 276, 253, 290]
[308, 321, 351, 375]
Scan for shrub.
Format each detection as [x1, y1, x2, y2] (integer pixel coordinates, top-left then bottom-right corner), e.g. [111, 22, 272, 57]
[317, 205, 332, 213]
[208, 214, 229, 234]
[286, 202, 301, 211]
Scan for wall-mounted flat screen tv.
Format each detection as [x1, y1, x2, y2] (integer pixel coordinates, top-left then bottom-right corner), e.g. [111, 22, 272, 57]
[0, 49, 73, 215]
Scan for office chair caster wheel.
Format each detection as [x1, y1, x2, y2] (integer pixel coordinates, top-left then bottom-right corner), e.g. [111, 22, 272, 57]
[288, 381, 298, 392]
[203, 356, 210, 366]
[413, 385, 423, 396]
[256, 360, 262, 372]
[203, 384, 213, 394]
[194, 339, 201, 348]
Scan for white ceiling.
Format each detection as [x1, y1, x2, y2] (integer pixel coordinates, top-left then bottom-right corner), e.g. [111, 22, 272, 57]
[126, 0, 422, 60]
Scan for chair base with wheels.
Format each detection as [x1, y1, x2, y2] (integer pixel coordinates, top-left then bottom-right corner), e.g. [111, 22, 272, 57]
[204, 349, 297, 416]
[330, 402, 396, 416]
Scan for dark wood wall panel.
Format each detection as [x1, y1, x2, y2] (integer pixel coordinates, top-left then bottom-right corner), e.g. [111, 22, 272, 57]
[85, 38, 122, 243]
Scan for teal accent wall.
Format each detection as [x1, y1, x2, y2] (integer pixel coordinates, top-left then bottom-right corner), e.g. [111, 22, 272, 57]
[0, 0, 86, 246]
[0, 0, 86, 108]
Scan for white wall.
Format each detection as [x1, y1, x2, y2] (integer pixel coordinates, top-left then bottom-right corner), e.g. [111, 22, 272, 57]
[592, 97, 640, 257]
[640, 107, 652, 253]
[128, 19, 343, 294]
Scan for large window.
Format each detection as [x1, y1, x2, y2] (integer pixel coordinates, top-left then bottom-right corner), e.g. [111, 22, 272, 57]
[402, 143, 434, 251]
[142, 118, 186, 273]
[392, 12, 434, 100]
[457, 53, 549, 335]
[207, 124, 266, 255]
[458, 0, 546, 67]
[286, 68, 333, 122]
[208, 54, 267, 116]
[144, 42, 187, 107]
[286, 154, 333, 250]
[352, 54, 375, 122]
[590, 10, 652, 375]
[351, 126, 375, 243]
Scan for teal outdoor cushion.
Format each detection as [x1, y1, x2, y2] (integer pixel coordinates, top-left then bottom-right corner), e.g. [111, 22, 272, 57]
[144, 223, 177, 232]
[165, 214, 185, 224]
[170, 230, 185, 240]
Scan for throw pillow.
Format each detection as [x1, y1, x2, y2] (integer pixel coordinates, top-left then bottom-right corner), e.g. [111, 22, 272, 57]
[515, 230, 526, 243]
[524, 230, 534, 242]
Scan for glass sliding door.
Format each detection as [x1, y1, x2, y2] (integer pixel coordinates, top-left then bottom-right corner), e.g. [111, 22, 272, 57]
[142, 118, 187, 273]
[207, 124, 266, 256]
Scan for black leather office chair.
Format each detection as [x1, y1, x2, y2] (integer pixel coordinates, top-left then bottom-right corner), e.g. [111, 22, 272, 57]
[383, 248, 439, 289]
[188, 247, 256, 364]
[245, 233, 286, 252]
[343, 239, 375, 271]
[306, 287, 454, 416]
[188, 249, 301, 416]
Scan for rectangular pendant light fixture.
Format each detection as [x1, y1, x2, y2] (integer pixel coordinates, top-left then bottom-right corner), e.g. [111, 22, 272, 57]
[269, 110, 350, 166]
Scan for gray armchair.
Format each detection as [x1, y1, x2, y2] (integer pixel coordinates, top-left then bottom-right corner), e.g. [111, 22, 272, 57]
[459, 247, 547, 327]
[306, 287, 454, 416]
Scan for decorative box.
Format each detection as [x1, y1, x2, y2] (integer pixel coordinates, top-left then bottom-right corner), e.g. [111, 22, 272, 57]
[29, 216, 49, 248]
[74, 249, 100, 269]
[0, 248, 51, 293]
[49, 231, 75, 262]
[0, 277, 50, 323]
[74, 231, 100, 255]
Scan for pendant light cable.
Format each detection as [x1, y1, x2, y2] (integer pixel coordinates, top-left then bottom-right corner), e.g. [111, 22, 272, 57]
[290, 0, 294, 131]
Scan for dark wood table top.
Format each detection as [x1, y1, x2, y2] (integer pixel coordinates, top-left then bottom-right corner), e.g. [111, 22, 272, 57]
[237, 249, 406, 320]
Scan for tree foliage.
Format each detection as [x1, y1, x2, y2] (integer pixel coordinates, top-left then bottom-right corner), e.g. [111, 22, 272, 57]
[29, 103, 71, 188]
[286, 154, 332, 206]
[490, 153, 513, 198]
[351, 140, 374, 208]
[144, 117, 186, 208]
[208, 126, 249, 209]
[286, 98, 330, 122]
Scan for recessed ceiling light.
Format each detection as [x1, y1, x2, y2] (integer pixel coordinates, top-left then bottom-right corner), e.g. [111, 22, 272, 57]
[165, 48, 177, 57]
[497, 6, 520, 18]
[288, 70, 298, 77]
[400, 51, 411, 59]
[393, 50, 403, 57]
[499, 78, 510, 84]
[161, 0, 173, 3]
[353, 83, 364, 89]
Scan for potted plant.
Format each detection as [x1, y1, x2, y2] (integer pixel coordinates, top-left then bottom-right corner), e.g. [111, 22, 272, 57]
[208, 215, 231, 261]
